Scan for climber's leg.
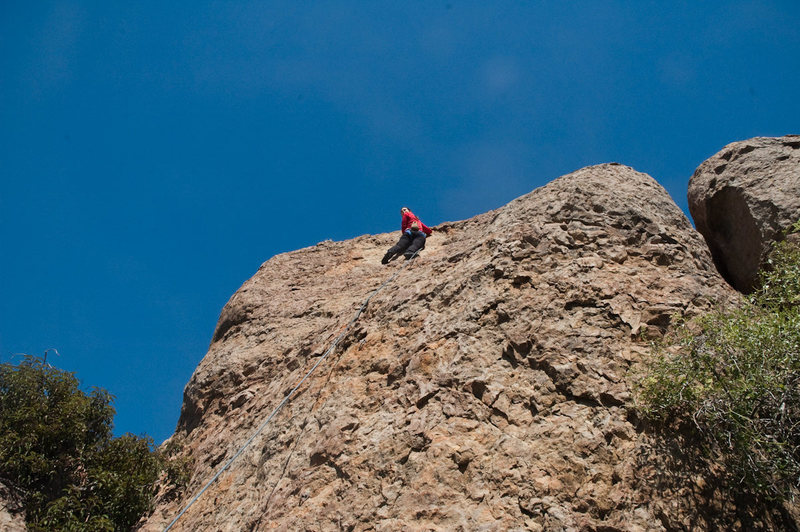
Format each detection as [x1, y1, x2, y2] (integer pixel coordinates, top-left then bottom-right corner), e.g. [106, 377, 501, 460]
[403, 232, 426, 259]
[383, 233, 412, 264]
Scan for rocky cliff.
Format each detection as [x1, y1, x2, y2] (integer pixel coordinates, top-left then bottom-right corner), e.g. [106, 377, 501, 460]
[143, 164, 750, 531]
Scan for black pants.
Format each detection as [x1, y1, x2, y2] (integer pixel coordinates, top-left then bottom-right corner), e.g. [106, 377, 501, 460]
[387, 230, 426, 258]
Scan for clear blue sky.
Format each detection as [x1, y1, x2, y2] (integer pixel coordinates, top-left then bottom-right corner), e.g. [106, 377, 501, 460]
[2, 2, 798, 444]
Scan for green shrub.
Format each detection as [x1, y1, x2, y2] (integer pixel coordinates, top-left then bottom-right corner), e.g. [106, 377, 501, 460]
[636, 229, 800, 500]
[0, 355, 186, 530]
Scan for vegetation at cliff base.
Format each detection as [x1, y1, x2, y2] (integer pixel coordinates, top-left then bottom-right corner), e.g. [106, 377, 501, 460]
[0, 355, 186, 531]
[637, 225, 800, 500]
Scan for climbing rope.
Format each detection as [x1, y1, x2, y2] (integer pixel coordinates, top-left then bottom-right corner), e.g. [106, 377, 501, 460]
[163, 250, 420, 531]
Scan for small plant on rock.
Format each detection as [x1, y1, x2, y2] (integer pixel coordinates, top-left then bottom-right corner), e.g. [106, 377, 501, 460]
[636, 224, 800, 500]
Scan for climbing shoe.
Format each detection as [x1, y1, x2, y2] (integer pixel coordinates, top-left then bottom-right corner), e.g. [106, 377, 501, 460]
[381, 252, 394, 265]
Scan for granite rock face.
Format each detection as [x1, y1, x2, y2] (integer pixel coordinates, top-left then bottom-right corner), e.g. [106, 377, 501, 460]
[142, 164, 751, 531]
[688, 135, 800, 292]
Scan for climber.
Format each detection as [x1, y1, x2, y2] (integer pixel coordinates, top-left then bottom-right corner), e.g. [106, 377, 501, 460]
[382, 207, 433, 264]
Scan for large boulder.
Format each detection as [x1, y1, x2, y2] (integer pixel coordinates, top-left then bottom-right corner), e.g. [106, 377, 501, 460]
[142, 164, 754, 531]
[688, 135, 800, 292]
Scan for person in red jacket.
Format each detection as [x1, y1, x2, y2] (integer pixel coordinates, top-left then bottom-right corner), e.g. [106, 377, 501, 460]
[382, 207, 433, 264]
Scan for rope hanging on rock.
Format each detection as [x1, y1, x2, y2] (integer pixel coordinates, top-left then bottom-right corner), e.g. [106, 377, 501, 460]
[163, 250, 420, 531]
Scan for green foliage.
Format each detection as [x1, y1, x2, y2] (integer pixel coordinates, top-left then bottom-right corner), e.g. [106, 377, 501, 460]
[161, 439, 193, 493]
[758, 239, 800, 311]
[0, 355, 187, 530]
[636, 228, 800, 500]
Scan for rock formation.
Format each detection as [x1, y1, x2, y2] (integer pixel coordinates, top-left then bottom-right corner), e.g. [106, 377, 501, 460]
[142, 164, 765, 531]
[0, 482, 25, 532]
[688, 135, 800, 293]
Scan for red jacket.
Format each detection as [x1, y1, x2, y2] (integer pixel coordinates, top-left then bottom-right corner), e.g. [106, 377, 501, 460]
[401, 210, 432, 236]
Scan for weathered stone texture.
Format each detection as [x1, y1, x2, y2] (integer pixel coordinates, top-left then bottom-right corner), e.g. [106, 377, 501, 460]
[142, 164, 754, 531]
[688, 135, 800, 292]
[0, 482, 25, 532]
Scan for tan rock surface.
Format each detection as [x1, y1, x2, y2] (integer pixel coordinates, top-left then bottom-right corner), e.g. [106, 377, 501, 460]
[0, 482, 25, 532]
[688, 135, 800, 292]
[142, 164, 771, 531]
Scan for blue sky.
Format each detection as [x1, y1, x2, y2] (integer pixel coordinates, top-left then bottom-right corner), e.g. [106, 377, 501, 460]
[2, 2, 798, 444]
